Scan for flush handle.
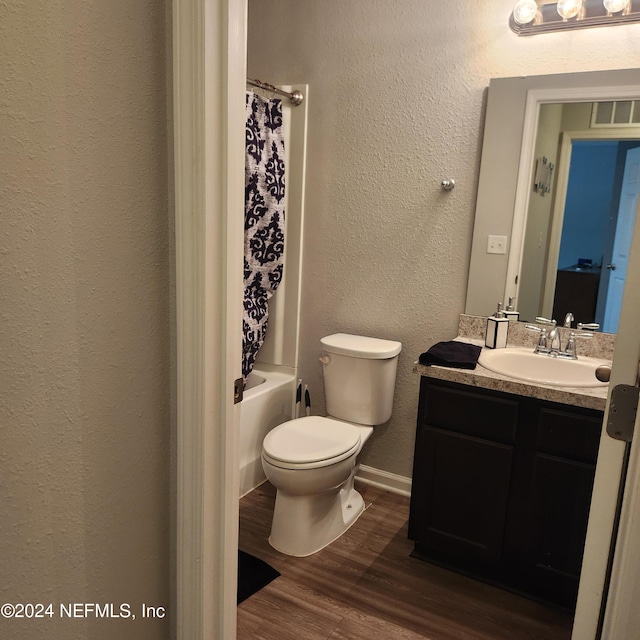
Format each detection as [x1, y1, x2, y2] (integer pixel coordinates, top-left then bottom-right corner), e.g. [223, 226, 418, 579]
[319, 355, 331, 365]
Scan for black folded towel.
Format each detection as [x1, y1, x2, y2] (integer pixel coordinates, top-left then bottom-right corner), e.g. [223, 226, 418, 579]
[419, 340, 482, 370]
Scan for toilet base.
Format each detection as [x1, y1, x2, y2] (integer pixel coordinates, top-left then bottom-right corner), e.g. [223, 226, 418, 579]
[268, 481, 366, 557]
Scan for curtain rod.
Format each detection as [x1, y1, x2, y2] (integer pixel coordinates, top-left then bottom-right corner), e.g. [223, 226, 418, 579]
[246, 78, 304, 106]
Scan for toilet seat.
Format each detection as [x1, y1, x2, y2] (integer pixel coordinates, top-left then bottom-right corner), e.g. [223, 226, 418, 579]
[262, 416, 361, 470]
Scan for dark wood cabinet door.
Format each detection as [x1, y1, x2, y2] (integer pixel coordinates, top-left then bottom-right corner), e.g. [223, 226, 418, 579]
[518, 453, 596, 609]
[410, 427, 513, 576]
[514, 405, 602, 609]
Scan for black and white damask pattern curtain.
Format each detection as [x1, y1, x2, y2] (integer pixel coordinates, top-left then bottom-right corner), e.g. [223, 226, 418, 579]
[243, 92, 286, 381]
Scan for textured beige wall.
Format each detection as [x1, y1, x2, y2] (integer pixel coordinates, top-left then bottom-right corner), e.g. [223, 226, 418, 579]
[247, 0, 640, 477]
[0, 2, 171, 639]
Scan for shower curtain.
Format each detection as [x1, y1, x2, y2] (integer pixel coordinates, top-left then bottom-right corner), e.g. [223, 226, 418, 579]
[243, 92, 286, 381]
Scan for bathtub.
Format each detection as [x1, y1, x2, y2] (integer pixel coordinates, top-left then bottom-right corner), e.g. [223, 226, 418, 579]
[239, 366, 296, 497]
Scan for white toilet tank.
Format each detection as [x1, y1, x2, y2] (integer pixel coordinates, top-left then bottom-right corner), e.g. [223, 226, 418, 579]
[320, 333, 402, 426]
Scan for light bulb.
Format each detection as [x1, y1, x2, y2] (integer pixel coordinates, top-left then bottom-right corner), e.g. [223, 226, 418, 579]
[513, 0, 538, 25]
[557, 0, 582, 19]
[603, 0, 628, 12]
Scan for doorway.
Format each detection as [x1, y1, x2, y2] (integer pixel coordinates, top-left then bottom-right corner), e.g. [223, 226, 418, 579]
[544, 131, 640, 330]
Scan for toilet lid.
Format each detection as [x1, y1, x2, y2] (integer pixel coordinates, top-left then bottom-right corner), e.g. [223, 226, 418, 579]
[263, 416, 361, 465]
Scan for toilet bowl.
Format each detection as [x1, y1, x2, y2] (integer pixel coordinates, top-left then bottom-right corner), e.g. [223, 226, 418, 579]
[262, 416, 373, 557]
[261, 333, 402, 557]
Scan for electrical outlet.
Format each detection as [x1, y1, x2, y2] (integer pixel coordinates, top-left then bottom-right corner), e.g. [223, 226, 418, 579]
[487, 235, 508, 255]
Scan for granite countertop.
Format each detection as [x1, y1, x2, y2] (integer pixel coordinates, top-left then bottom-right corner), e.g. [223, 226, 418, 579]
[413, 315, 614, 412]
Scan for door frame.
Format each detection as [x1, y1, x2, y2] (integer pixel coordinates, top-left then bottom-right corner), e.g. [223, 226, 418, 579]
[173, 0, 247, 638]
[592, 197, 640, 639]
[542, 129, 640, 321]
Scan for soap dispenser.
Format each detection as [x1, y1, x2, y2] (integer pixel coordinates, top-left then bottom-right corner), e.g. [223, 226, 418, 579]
[485, 302, 509, 349]
[503, 297, 520, 322]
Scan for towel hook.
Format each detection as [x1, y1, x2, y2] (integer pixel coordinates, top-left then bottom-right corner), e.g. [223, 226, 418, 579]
[441, 179, 455, 191]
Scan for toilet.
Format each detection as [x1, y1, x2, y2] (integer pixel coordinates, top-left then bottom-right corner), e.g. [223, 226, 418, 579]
[261, 333, 402, 557]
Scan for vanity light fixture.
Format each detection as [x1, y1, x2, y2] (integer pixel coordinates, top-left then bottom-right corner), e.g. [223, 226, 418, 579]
[557, 0, 584, 19]
[513, 0, 539, 24]
[603, 0, 630, 10]
[510, 0, 640, 35]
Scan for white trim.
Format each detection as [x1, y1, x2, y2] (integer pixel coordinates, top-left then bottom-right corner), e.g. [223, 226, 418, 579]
[529, 86, 640, 105]
[356, 464, 412, 497]
[174, 2, 209, 636]
[541, 131, 572, 317]
[597, 200, 640, 639]
[505, 91, 540, 305]
[573, 169, 640, 640]
[174, 1, 246, 639]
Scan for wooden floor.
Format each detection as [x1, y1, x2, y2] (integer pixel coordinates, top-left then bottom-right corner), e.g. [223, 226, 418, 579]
[237, 481, 574, 640]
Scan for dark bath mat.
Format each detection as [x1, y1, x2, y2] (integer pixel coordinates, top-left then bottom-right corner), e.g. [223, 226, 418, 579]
[237, 550, 280, 604]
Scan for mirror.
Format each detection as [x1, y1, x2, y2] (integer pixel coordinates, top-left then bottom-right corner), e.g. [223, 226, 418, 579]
[518, 101, 640, 331]
[465, 69, 640, 333]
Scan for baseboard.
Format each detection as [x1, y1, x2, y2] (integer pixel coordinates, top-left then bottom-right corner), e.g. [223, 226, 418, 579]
[239, 460, 267, 499]
[356, 464, 412, 497]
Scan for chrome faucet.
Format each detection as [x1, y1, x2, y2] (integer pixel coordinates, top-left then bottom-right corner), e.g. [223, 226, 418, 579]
[548, 326, 561, 355]
[531, 316, 562, 357]
[529, 316, 598, 359]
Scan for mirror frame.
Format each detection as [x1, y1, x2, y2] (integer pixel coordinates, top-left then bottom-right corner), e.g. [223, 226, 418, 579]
[465, 69, 640, 321]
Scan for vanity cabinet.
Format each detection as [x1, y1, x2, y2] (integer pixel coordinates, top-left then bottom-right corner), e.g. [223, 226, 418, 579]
[409, 377, 602, 610]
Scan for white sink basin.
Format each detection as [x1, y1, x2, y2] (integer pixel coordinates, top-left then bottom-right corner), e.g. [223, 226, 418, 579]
[478, 347, 609, 388]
